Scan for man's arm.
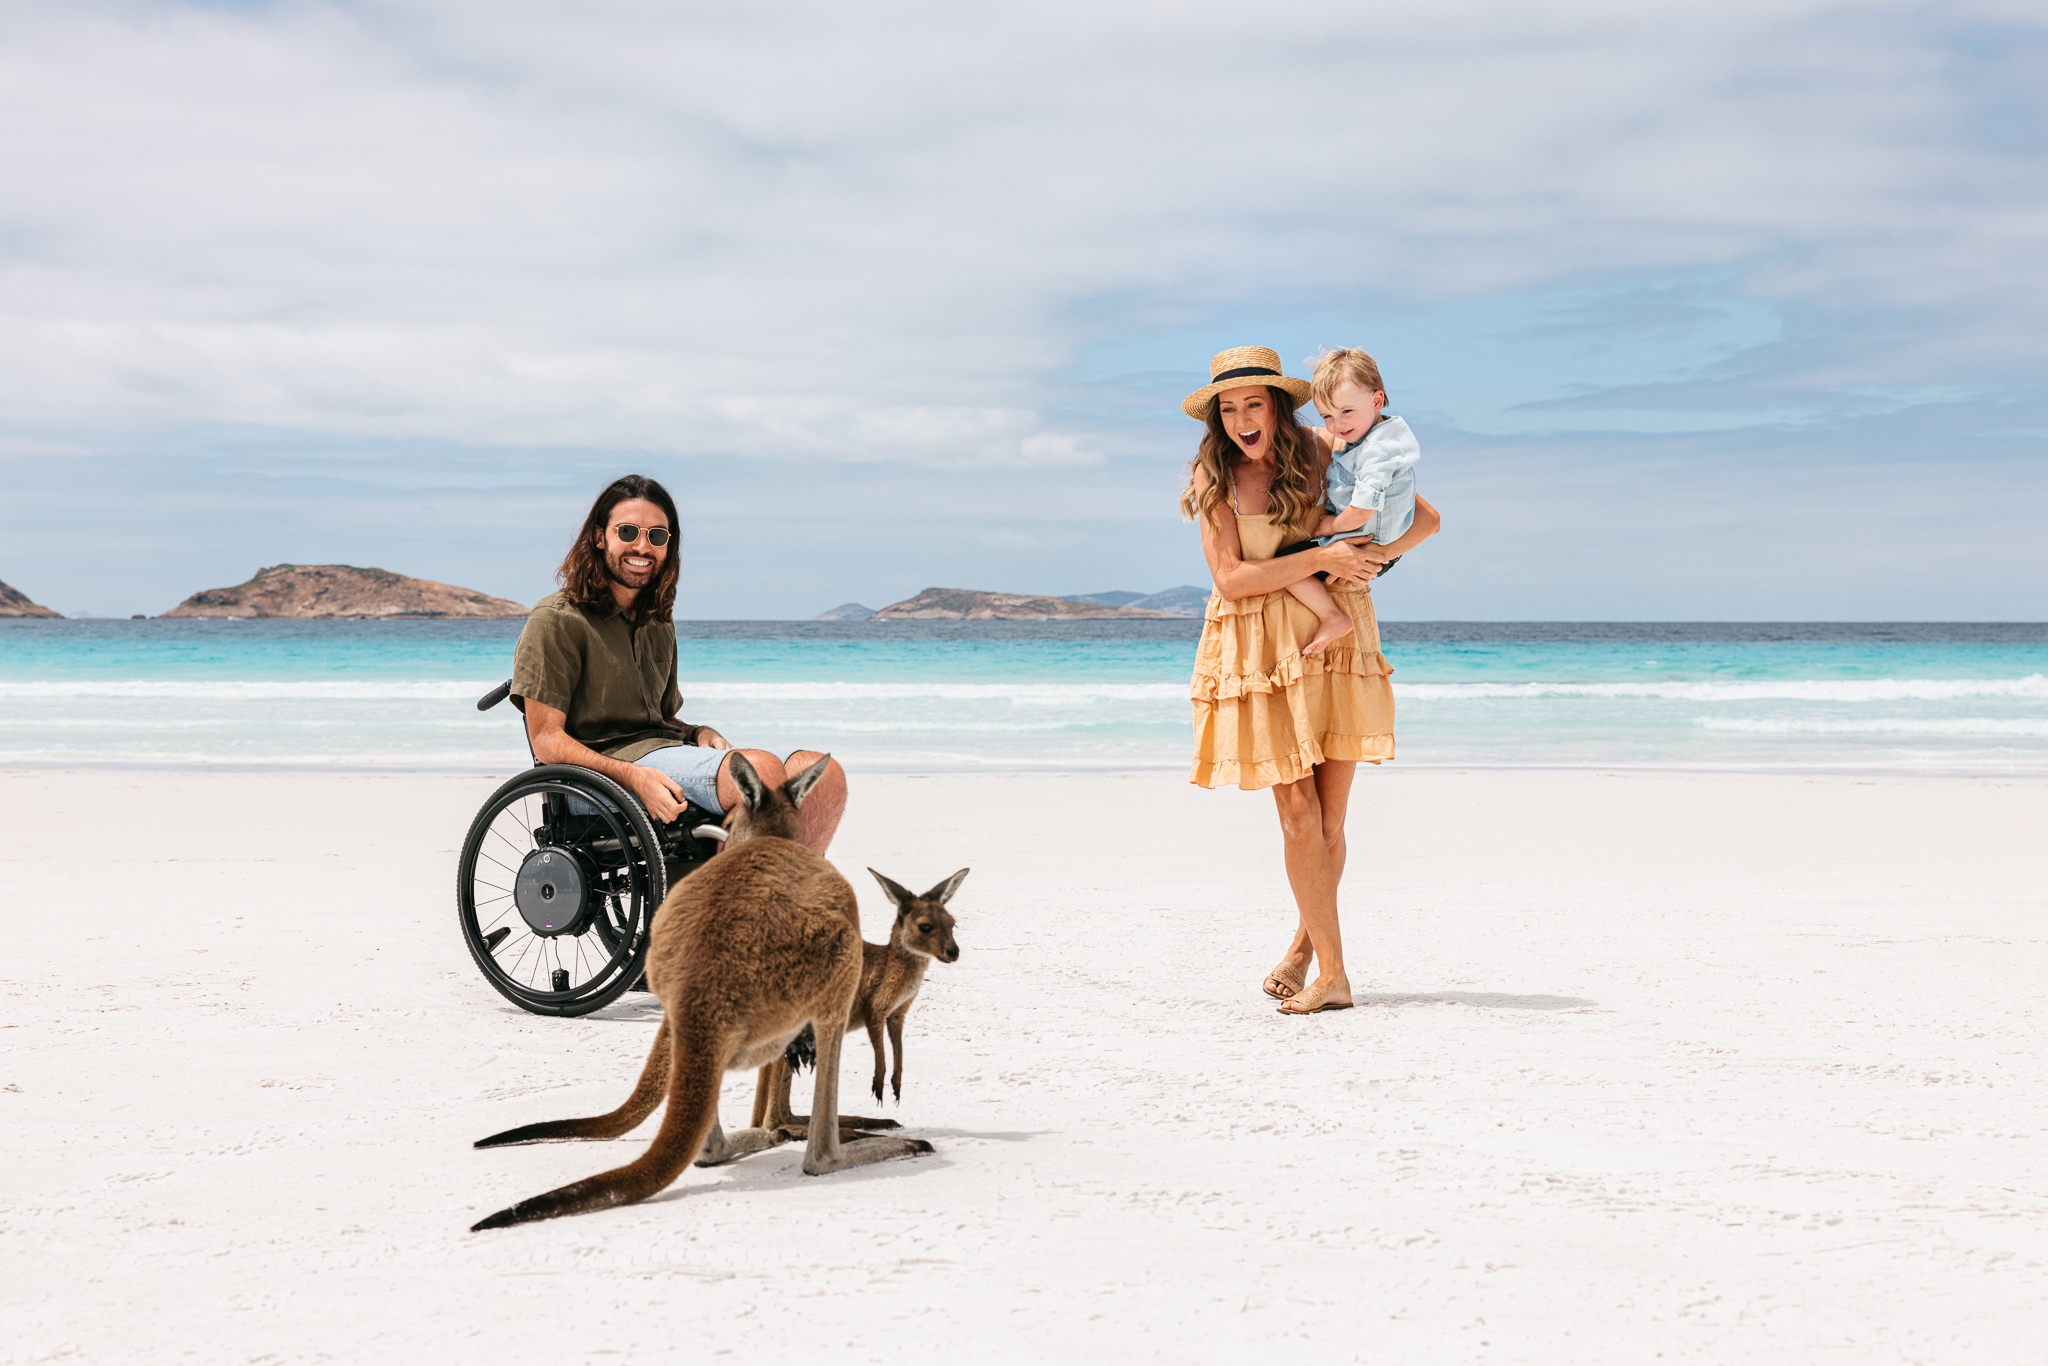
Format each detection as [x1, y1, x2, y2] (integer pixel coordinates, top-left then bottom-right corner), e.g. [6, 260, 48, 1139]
[525, 698, 688, 824]
[669, 717, 732, 750]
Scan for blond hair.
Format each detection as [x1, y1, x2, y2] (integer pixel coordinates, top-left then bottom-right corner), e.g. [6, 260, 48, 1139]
[1309, 348, 1388, 407]
[1176, 387, 1323, 541]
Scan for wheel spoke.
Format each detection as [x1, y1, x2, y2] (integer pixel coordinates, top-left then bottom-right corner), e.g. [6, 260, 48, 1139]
[460, 776, 658, 1014]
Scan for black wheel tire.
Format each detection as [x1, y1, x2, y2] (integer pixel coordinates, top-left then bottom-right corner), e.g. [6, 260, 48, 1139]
[456, 765, 668, 1017]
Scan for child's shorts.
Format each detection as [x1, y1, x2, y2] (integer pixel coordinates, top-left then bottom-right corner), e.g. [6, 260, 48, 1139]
[1275, 537, 1401, 582]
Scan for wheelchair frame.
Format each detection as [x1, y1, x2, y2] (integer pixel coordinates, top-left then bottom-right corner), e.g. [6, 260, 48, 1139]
[454, 680, 725, 1017]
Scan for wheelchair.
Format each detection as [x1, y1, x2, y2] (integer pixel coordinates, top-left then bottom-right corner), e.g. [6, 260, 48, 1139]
[455, 680, 727, 1017]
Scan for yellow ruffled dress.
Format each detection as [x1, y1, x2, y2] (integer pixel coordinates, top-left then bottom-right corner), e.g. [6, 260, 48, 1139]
[1189, 506, 1396, 790]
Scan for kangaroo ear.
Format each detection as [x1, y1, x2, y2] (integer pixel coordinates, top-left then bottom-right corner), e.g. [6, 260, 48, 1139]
[782, 754, 833, 808]
[922, 867, 970, 905]
[868, 868, 915, 910]
[726, 750, 770, 813]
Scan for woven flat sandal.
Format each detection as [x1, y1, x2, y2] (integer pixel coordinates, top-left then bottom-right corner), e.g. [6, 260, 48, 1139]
[1277, 979, 1353, 1015]
[1262, 961, 1307, 1000]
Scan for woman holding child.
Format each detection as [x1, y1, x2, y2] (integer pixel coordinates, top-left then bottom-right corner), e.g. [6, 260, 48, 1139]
[1181, 346, 1440, 1015]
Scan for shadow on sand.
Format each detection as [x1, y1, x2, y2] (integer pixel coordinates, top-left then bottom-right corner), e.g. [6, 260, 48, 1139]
[1359, 990, 1598, 1011]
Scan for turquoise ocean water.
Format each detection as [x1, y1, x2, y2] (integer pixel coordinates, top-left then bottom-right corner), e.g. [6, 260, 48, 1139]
[3, 619, 2045, 776]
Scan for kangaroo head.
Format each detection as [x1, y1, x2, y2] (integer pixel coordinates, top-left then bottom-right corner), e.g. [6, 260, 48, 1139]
[723, 752, 833, 848]
[868, 867, 967, 964]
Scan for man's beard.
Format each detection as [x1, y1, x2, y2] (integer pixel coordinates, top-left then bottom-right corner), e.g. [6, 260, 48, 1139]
[602, 546, 657, 596]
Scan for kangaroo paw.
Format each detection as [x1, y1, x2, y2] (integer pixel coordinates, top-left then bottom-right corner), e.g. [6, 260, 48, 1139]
[801, 1135, 934, 1176]
[692, 1125, 790, 1167]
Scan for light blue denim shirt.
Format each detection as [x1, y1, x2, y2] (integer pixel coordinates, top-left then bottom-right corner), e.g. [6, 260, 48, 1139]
[1318, 415, 1420, 546]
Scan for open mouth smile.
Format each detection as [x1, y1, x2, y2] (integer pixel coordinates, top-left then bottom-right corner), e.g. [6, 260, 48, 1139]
[1237, 429, 1263, 449]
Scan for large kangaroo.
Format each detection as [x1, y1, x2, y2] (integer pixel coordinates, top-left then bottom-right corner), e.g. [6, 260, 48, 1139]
[469, 754, 931, 1232]
[755, 867, 966, 1131]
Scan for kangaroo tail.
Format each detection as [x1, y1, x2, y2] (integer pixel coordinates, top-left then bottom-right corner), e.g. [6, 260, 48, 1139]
[471, 1028, 722, 1232]
[473, 1020, 673, 1149]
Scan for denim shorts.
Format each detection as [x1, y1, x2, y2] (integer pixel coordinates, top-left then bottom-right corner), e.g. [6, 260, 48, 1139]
[634, 743, 800, 815]
[563, 744, 800, 818]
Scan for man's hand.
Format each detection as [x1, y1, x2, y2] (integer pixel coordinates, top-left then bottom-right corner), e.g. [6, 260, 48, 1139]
[527, 696, 692, 822]
[622, 764, 686, 824]
[691, 726, 733, 750]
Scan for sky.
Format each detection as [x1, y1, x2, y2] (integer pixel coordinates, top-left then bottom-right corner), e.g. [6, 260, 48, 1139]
[1, 0, 2044, 620]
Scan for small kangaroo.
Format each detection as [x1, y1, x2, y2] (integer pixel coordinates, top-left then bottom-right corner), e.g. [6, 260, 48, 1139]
[757, 867, 966, 1131]
[469, 754, 930, 1232]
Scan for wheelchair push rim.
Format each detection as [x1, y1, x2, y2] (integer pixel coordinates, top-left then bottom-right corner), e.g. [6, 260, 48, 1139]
[456, 765, 667, 1017]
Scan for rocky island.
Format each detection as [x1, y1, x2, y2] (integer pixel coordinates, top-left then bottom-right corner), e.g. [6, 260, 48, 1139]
[0, 578, 61, 618]
[160, 564, 527, 619]
[869, 587, 1176, 621]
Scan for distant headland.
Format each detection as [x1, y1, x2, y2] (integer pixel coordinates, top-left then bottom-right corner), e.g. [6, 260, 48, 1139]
[159, 565, 527, 620]
[0, 578, 61, 618]
[822, 586, 1208, 621]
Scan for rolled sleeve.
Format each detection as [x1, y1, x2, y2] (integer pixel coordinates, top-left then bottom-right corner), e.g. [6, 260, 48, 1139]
[1348, 481, 1387, 512]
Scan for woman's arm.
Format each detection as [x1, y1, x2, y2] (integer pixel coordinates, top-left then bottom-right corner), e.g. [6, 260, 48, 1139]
[1330, 495, 1442, 586]
[1199, 497, 1386, 600]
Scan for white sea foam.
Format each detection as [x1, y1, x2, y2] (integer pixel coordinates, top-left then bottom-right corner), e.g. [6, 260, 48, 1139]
[0, 679, 500, 701]
[0, 678, 1187, 703]
[1693, 716, 2048, 737]
[6, 674, 2044, 704]
[1396, 675, 2048, 702]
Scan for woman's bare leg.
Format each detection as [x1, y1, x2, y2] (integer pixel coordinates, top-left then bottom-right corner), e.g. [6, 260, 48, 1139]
[1268, 763, 1354, 1007]
[1284, 577, 1354, 656]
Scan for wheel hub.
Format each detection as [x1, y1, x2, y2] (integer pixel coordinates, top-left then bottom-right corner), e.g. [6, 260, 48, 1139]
[515, 846, 591, 937]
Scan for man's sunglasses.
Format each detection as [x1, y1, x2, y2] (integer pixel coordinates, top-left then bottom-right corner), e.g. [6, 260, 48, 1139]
[611, 523, 671, 547]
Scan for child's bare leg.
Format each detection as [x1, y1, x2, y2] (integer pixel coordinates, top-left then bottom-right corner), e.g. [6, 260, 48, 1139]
[1286, 576, 1353, 655]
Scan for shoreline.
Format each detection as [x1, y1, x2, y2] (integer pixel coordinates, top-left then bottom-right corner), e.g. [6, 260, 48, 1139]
[8, 757, 2048, 780]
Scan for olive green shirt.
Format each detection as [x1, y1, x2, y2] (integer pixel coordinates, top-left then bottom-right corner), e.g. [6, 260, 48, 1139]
[511, 590, 692, 761]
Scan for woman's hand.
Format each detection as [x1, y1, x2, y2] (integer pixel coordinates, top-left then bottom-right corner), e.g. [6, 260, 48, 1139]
[1317, 538, 1383, 588]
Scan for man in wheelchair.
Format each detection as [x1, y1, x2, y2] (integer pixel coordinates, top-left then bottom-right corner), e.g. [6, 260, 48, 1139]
[511, 472, 848, 853]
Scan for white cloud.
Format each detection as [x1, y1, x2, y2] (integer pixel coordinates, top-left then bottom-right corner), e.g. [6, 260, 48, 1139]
[2, 0, 2042, 449]
[0, 0, 2042, 615]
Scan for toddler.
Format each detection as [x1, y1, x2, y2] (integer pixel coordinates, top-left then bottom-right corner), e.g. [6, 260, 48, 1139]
[1281, 348, 1421, 655]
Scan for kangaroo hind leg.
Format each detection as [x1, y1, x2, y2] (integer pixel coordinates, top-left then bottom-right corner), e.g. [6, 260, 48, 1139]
[694, 1064, 794, 1167]
[761, 1050, 900, 1134]
[799, 1016, 930, 1177]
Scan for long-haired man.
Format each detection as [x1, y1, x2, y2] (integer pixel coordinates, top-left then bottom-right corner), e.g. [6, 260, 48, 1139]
[510, 474, 846, 850]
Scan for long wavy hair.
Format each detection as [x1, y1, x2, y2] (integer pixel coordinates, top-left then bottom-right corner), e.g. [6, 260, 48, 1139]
[1177, 386, 1322, 539]
[558, 474, 681, 623]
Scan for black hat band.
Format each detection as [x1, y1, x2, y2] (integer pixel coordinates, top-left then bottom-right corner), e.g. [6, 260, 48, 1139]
[1209, 366, 1283, 384]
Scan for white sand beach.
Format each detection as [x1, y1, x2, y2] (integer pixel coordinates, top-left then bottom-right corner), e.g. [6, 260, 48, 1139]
[5, 767, 2044, 1364]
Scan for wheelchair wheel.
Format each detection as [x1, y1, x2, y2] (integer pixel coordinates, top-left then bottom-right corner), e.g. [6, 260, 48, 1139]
[456, 765, 668, 1017]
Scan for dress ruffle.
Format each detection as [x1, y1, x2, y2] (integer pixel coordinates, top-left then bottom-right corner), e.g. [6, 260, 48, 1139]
[1188, 583, 1397, 791]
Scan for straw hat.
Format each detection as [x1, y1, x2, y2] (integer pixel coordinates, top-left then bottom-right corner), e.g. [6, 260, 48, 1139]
[1181, 346, 1313, 421]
